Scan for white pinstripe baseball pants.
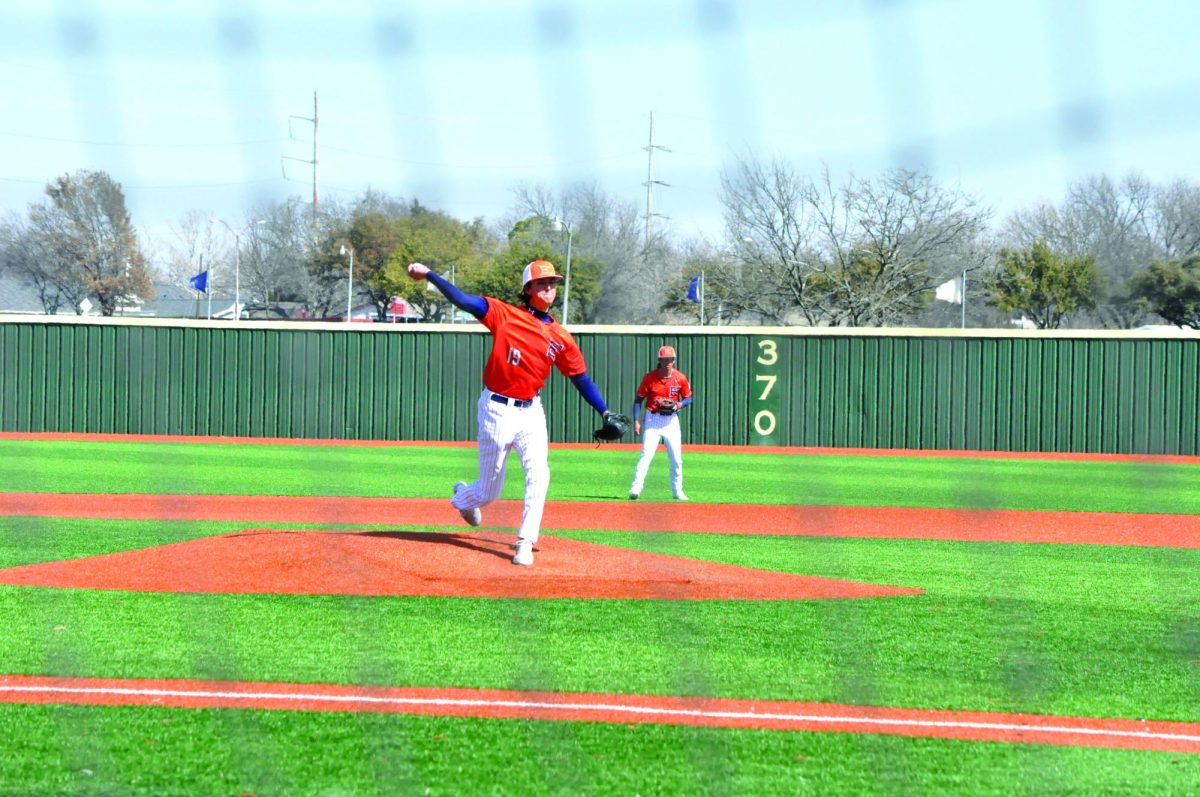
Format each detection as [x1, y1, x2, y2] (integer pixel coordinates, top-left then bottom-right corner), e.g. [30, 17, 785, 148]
[450, 390, 550, 544]
[630, 411, 684, 497]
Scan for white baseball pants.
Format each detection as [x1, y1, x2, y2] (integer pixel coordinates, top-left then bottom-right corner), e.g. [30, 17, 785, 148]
[630, 412, 684, 497]
[451, 390, 550, 545]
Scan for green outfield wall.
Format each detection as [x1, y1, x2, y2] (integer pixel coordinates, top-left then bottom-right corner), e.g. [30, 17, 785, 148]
[1, 316, 1197, 454]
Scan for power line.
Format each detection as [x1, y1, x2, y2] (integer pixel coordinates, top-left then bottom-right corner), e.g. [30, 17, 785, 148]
[0, 129, 285, 149]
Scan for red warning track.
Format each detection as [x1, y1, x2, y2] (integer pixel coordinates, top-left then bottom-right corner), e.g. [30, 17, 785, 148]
[2, 492, 1198, 548]
[2, 674, 1198, 754]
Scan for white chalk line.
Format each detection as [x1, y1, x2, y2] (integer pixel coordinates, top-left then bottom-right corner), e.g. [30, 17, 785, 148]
[2, 684, 1199, 745]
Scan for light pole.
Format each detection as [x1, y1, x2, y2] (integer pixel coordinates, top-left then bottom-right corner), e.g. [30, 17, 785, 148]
[553, 217, 573, 325]
[340, 244, 354, 322]
[210, 218, 264, 320]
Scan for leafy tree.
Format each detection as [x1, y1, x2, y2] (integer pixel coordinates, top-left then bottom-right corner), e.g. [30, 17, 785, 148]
[376, 208, 496, 322]
[1003, 175, 1154, 328]
[24, 170, 152, 315]
[440, 233, 603, 325]
[1130, 256, 1200, 328]
[987, 241, 1104, 329]
[306, 197, 496, 321]
[508, 183, 650, 324]
[498, 215, 604, 323]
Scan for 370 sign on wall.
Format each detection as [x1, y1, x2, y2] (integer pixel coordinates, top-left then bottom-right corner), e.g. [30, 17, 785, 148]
[751, 337, 781, 445]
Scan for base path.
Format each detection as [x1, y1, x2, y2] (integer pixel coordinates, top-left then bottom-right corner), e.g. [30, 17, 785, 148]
[1, 674, 1198, 754]
[2, 492, 1199, 548]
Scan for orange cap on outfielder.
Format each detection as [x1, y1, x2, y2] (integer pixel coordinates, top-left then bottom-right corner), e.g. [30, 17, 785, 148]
[522, 259, 564, 287]
[658, 345, 676, 359]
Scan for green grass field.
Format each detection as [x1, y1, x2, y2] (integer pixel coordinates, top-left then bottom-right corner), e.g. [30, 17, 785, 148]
[1, 439, 1199, 796]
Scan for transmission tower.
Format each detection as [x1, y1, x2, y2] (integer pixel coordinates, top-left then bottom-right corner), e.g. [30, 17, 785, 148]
[283, 91, 319, 221]
[642, 110, 670, 253]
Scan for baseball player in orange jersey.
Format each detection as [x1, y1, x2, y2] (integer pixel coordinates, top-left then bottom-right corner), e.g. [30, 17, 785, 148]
[629, 345, 693, 501]
[406, 259, 617, 566]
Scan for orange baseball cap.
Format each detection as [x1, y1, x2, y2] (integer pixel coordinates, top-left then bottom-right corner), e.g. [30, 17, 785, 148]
[522, 259, 564, 287]
[658, 345, 676, 359]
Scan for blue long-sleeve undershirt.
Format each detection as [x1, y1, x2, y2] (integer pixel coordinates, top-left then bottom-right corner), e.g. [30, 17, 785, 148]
[571, 372, 608, 415]
[425, 271, 487, 319]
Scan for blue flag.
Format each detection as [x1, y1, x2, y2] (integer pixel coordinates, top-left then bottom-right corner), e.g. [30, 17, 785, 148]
[687, 275, 701, 302]
[189, 270, 209, 293]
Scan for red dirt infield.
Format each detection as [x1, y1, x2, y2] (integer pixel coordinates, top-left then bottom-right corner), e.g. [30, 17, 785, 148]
[2, 492, 1199, 548]
[2, 674, 1199, 754]
[0, 528, 921, 600]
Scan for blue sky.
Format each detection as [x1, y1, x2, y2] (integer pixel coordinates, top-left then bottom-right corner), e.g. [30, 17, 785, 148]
[2, 0, 1198, 249]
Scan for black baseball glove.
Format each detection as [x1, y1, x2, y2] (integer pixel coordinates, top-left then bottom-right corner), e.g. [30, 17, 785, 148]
[593, 412, 632, 442]
[656, 399, 679, 415]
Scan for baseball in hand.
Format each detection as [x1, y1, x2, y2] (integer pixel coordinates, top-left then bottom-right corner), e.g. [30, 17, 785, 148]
[407, 262, 430, 280]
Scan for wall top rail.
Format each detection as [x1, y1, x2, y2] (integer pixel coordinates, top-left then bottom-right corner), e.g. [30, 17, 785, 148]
[0, 313, 1196, 341]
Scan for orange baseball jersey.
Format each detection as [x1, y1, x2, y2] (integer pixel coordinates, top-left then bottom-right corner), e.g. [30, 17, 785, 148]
[637, 369, 692, 413]
[480, 298, 586, 399]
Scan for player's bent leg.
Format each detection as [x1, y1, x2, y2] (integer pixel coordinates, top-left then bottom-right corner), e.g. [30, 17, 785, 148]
[452, 481, 482, 526]
[511, 405, 550, 551]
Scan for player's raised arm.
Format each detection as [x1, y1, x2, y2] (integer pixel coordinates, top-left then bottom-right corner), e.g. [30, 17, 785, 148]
[406, 262, 487, 320]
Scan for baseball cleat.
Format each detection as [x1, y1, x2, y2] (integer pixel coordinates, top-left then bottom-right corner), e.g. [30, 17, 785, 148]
[453, 481, 482, 527]
[628, 491, 639, 500]
[673, 493, 689, 501]
[513, 540, 534, 566]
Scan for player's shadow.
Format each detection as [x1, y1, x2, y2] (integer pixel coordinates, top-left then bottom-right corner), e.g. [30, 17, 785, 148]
[357, 531, 514, 562]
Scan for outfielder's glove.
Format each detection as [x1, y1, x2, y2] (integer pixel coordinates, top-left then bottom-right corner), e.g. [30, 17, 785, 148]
[656, 399, 679, 415]
[593, 412, 632, 442]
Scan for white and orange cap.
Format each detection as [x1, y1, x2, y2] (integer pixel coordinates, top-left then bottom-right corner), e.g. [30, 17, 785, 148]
[522, 259, 565, 288]
[658, 345, 676, 359]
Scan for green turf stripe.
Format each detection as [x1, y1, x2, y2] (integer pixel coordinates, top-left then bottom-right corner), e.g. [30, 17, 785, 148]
[1, 440, 1199, 513]
[1, 705, 1198, 797]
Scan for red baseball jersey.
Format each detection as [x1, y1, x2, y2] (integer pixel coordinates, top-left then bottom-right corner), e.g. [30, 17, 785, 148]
[480, 298, 586, 399]
[637, 368, 692, 413]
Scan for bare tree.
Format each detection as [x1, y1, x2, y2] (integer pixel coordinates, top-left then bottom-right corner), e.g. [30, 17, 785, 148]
[0, 213, 84, 313]
[155, 210, 224, 293]
[1146, 178, 1200, 261]
[240, 199, 318, 306]
[721, 158, 990, 326]
[25, 170, 153, 316]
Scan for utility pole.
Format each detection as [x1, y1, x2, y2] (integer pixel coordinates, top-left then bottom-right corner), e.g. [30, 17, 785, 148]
[284, 91, 319, 222]
[642, 111, 670, 254]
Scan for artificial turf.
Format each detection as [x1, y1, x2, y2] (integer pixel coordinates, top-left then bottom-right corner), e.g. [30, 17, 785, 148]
[0, 439, 1198, 795]
[2, 706, 1199, 797]
[1, 438, 1199, 513]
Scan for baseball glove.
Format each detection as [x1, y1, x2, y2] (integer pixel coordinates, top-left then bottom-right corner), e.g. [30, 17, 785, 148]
[656, 399, 679, 415]
[593, 412, 632, 442]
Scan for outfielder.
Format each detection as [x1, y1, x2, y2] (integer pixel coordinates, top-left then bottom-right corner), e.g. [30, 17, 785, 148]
[629, 345, 693, 501]
[406, 259, 618, 567]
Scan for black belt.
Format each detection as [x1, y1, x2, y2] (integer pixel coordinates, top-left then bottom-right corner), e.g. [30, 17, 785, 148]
[650, 409, 676, 416]
[490, 392, 533, 409]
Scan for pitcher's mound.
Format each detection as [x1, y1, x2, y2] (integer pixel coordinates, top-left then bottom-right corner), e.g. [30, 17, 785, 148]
[0, 530, 922, 601]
